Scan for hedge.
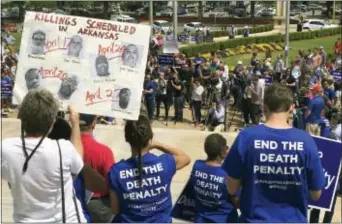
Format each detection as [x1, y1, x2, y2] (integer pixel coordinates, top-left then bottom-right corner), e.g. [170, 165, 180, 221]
[180, 27, 342, 57]
[210, 24, 274, 38]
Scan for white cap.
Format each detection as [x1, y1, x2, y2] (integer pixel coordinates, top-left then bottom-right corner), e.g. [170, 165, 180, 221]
[237, 61, 242, 65]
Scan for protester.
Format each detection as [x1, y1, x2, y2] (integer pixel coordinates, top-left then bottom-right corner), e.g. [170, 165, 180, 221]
[107, 115, 190, 222]
[170, 72, 185, 122]
[223, 83, 325, 222]
[2, 89, 96, 222]
[48, 117, 108, 223]
[191, 78, 204, 127]
[79, 113, 115, 223]
[189, 133, 238, 223]
[144, 73, 155, 121]
[155, 72, 170, 121]
[305, 84, 325, 136]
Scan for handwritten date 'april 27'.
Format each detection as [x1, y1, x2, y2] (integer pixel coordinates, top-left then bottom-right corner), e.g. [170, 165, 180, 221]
[85, 87, 113, 106]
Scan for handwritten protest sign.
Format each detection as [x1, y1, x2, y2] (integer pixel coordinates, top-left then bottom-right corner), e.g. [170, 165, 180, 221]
[309, 136, 341, 211]
[13, 11, 151, 120]
[172, 137, 342, 222]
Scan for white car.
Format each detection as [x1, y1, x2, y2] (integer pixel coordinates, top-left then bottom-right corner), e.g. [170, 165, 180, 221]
[208, 9, 226, 17]
[152, 20, 172, 34]
[111, 15, 138, 24]
[183, 22, 208, 33]
[302, 19, 338, 30]
[160, 8, 173, 16]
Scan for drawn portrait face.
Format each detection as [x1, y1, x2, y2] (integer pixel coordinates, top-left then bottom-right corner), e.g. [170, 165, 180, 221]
[119, 88, 131, 109]
[25, 69, 40, 90]
[68, 35, 83, 57]
[58, 75, 78, 100]
[95, 55, 109, 76]
[123, 44, 139, 68]
[31, 31, 46, 55]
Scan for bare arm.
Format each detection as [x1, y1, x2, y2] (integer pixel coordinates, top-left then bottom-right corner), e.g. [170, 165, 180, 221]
[109, 190, 120, 215]
[309, 190, 322, 201]
[151, 141, 191, 170]
[81, 164, 108, 193]
[226, 176, 241, 196]
[69, 106, 83, 159]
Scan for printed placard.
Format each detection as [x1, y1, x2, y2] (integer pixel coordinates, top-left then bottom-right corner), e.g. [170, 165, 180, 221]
[158, 54, 174, 66]
[171, 180, 196, 222]
[309, 136, 342, 211]
[12, 11, 151, 120]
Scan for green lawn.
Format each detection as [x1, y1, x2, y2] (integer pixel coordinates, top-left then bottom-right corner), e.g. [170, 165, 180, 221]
[12, 32, 22, 50]
[223, 35, 340, 69]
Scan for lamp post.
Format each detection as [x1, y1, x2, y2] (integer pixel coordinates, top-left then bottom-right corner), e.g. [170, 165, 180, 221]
[173, 0, 178, 38]
[149, 1, 153, 39]
[284, 0, 290, 67]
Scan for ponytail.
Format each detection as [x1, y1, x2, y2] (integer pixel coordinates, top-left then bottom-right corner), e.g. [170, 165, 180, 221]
[125, 115, 153, 186]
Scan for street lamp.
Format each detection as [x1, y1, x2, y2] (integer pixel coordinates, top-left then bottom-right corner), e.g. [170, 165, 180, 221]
[284, 0, 290, 67]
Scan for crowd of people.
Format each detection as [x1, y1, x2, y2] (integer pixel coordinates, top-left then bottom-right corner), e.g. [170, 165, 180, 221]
[144, 36, 342, 138]
[1, 31, 18, 117]
[1, 26, 341, 223]
[2, 83, 339, 223]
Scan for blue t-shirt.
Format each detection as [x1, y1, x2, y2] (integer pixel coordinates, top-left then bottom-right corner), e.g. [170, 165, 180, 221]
[74, 176, 91, 223]
[193, 57, 204, 77]
[144, 80, 155, 100]
[323, 88, 336, 101]
[222, 125, 325, 223]
[108, 152, 176, 223]
[306, 96, 325, 124]
[189, 160, 238, 223]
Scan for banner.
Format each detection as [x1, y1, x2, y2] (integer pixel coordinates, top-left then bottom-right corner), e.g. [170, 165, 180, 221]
[309, 136, 342, 211]
[13, 11, 151, 120]
[163, 40, 179, 54]
[171, 180, 196, 222]
[158, 54, 174, 66]
[330, 70, 341, 83]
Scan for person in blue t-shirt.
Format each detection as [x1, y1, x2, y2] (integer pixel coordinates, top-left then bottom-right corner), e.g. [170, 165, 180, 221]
[322, 79, 337, 106]
[306, 84, 325, 136]
[108, 115, 191, 223]
[190, 133, 238, 223]
[223, 83, 325, 223]
[193, 54, 204, 79]
[144, 74, 155, 121]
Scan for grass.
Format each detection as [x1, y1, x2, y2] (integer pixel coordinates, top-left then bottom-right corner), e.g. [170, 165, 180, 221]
[223, 35, 341, 68]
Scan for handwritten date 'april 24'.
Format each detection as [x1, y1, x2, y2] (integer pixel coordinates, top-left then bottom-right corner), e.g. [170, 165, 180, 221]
[85, 87, 113, 106]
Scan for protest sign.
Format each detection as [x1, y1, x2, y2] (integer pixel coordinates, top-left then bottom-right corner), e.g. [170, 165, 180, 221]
[309, 136, 342, 211]
[158, 54, 174, 66]
[163, 40, 179, 54]
[330, 70, 341, 83]
[171, 180, 196, 222]
[1, 79, 12, 98]
[12, 11, 151, 120]
[178, 34, 187, 43]
[205, 35, 214, 43]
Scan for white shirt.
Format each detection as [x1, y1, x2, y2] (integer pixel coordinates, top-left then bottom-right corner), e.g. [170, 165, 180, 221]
[213, 106, 225, 123]
[192, 85, 204, 101]
[332, 124, 341, 141]
[1, 137, 86, 223]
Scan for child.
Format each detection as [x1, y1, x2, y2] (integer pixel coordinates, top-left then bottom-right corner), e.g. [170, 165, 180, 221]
[189, 133, 238, 223]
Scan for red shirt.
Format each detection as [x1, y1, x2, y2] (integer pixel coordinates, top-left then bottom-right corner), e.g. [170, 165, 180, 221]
[81, 134, 115, 198]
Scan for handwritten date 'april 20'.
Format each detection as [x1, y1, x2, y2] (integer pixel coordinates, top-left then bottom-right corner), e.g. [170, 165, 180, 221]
[85, 87, 113, 106]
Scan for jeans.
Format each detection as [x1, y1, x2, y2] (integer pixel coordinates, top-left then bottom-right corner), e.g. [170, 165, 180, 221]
[192, 100, 202, 123]
[87, 196, 112, 223]
[156, 94, 170, 119]
[174, 96, 184, 121]
[310, 193, 338, 223]
[145, 97, 155, 120]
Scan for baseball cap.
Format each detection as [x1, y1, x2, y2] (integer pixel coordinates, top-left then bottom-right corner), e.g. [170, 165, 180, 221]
[79, 113, 97, 126]
[310, 84, 322, 93]
[237, 61, 242, 65]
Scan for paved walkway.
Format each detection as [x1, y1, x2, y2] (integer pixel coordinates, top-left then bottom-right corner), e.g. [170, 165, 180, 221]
[1, 119, 341, 222]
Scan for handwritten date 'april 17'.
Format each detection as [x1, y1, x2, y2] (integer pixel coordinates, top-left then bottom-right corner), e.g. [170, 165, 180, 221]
[85, 87, 113, 106]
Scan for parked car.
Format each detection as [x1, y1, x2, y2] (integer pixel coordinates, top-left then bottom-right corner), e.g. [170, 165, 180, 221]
[152, 20, 172, 34]
[184, 22, 208, 33]
[160, 8, 173, 16]
[308, 4, 323, 10]
[111, 14, 138, 24]
[260, 8, 276, 17]
[209, 9, 226, 17]
[290, 9, 302, 17]
[302, 19, 338, 30]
